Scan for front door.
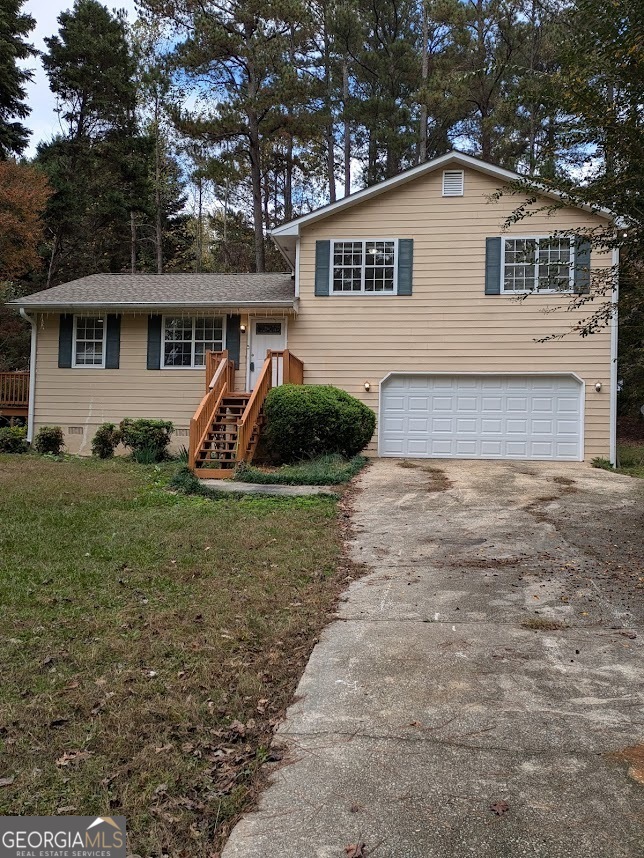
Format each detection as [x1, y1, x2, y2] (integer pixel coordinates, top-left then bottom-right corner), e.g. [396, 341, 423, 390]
[249, 319, 286, 389]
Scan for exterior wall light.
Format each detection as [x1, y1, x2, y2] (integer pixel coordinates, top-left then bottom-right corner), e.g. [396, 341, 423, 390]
[240, 324, 247, 333]
[364, 382, 371, 391]
[595, 382, 602, 392]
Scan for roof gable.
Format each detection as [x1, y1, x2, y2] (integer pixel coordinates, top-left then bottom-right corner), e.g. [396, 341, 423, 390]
[270, 151, 613, 262]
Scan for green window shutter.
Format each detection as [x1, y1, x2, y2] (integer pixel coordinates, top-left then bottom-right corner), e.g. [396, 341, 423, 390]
[485, 237, 502, 294]
[226, 314, 241, 369]
[147, 314, 162, 370]
[315, 240, 330, 295]
[397, 239, 414, 295]
[58, 314, 73, 368]
[105, 314, 121, 369]
[574, 238, 591, 294]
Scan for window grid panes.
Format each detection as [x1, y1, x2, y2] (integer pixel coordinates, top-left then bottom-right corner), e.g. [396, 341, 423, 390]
[74, 316, 105, 366]
[163, 317, 224, 368]
[503, 238, 573, 293]
[332, 240, 396, 293]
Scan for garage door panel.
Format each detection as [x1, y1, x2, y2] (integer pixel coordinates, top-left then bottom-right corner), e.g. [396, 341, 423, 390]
[380, 374, 582, 462]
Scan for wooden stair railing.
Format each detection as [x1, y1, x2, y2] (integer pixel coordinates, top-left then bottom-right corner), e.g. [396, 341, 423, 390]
[235, 349, 304, 465]
[188, 351, 234, 471]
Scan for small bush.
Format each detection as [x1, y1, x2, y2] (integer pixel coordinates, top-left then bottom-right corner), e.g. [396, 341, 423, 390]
[591, 457, 613, 471]
[119, 418, 174, 463]
[263, 385, 376, 463]
[34, 425, 64, 456]
[91, 423, 122, 458]
[0, 426, 28, 454]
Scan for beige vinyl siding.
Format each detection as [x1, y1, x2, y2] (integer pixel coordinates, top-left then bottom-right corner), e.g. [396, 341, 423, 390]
[33, 313, 248, 454]
[288, 166, 612, 459]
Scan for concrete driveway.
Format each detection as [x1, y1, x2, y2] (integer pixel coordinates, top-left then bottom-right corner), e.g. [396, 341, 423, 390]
[224, 460, 644, 858]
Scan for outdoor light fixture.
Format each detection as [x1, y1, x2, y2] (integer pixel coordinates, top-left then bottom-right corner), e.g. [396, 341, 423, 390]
[240, 324, 247, 333]
[595, 382, 602, 392]
[364, 382, 371, 391]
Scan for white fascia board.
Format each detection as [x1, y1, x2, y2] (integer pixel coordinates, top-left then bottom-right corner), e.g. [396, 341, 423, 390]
[9, 300, 297, 312]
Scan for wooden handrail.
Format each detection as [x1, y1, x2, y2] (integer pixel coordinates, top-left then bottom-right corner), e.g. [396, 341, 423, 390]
[205, 350, 229, 392]
[236, 354, 272, 462]
[0, 372, 29, 407]
[189, 356, 234, 469]
[235, 349, 305, 463]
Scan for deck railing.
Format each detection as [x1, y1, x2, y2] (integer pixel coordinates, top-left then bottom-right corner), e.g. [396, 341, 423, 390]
[188, 351, 234, 470]
[0, 372, 29, 408]
[236, 350, 303, 463]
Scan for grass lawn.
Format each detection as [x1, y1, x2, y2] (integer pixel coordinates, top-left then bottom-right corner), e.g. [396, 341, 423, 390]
[617, 443, 644, 478]
[234, 453, 368, 486]
[0, 455, 345, 856]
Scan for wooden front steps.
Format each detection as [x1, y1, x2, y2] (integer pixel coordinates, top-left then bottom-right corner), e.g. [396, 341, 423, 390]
[194, 393, 249, 476]
[189, 349, 304, 480]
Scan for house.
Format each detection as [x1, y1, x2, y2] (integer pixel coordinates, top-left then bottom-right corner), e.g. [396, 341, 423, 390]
[8, 151, 617, 475]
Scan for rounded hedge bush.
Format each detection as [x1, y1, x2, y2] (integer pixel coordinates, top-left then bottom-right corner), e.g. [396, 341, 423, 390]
[91, 422, 122, 458]
[0, 425, 28, 454]
[263, 384, 376, 463]
[34, 425, 64, 456]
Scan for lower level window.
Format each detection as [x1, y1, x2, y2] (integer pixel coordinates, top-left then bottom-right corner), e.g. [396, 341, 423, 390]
[332, 240, 397, 293]
[163, 316, 224, 368]
[503, 237, 574, 293]
[74, 316, 105, 367]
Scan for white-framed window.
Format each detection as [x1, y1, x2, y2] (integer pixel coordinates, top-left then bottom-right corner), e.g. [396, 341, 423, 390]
[73, 315, 106, 367]
[331, 239, 398, 294]
[163, 316, 225, 368]
[502, 237, 575, 294]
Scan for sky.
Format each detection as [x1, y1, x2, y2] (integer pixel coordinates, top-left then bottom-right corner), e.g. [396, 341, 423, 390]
[22, 0, 139, 155]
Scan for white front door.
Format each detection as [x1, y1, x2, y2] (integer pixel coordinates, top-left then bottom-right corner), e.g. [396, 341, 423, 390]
[249, 319, 286, 389]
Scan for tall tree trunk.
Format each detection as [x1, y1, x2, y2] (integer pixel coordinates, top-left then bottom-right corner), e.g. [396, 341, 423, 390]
[130, 210, 136, 274]
[342, 59, 351, 196]
[247, 105, 265, 271]
[46, 231, 60, 288]
[154, 100, 163, 274]
[285, 135, 293, 221]
[195, 176, 203, 273]
[323, 22, 336, 203]
[419, 0, 429, 163]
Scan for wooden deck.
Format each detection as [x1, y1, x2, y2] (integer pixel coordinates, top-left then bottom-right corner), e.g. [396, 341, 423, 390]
[0, 372, 29, 423]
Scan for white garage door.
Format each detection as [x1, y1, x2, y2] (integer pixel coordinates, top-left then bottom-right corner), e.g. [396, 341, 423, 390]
[380, 374, 583, 461]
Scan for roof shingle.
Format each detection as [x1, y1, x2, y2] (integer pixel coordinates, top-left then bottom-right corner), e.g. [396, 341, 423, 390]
[10, 273, 296, 310]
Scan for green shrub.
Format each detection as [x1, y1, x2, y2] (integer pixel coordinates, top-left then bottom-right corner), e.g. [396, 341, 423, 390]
[119, 418, 174, 463]
[263, 385, 376, 463]
[34, 425, 64, 456]
[0, 426, 28, 454]
[91, 423, 122, 458]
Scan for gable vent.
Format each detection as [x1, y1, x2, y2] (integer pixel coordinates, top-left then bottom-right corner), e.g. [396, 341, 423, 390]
[442, 169, 464, 196]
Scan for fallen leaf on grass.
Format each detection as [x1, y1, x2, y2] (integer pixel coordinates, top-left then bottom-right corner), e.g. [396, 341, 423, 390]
[0, 777, 15, 787]
[56, 751, 92, 767]
[489, 801, 510, 816]
[155, 744, 173, 754]
[345, 843, 367, 857]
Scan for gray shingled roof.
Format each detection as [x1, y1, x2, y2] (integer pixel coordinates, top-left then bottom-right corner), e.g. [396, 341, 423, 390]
[9, 273, 296, 310]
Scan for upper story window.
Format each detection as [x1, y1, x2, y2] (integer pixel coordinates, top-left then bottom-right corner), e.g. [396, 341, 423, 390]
[331, 240, 397, 294]
[163, 316, 224, 368]
[502, 237, 574, 294]
[73, 316, 105, 367]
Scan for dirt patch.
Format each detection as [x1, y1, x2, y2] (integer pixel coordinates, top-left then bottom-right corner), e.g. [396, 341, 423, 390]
[521, 617, 567, 631]
[609, 744, 644, 786]
[423, 466, 453, 492]
[398, 460, 419, 469]
[551, 476, 576, 487]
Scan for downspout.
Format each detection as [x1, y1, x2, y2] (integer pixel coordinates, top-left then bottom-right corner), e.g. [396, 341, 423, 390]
[19, 309, 37, 443]
[609, 247, 619, 466]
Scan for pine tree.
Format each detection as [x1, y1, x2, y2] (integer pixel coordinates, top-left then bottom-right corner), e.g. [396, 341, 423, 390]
[0, 0, 36, 158]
